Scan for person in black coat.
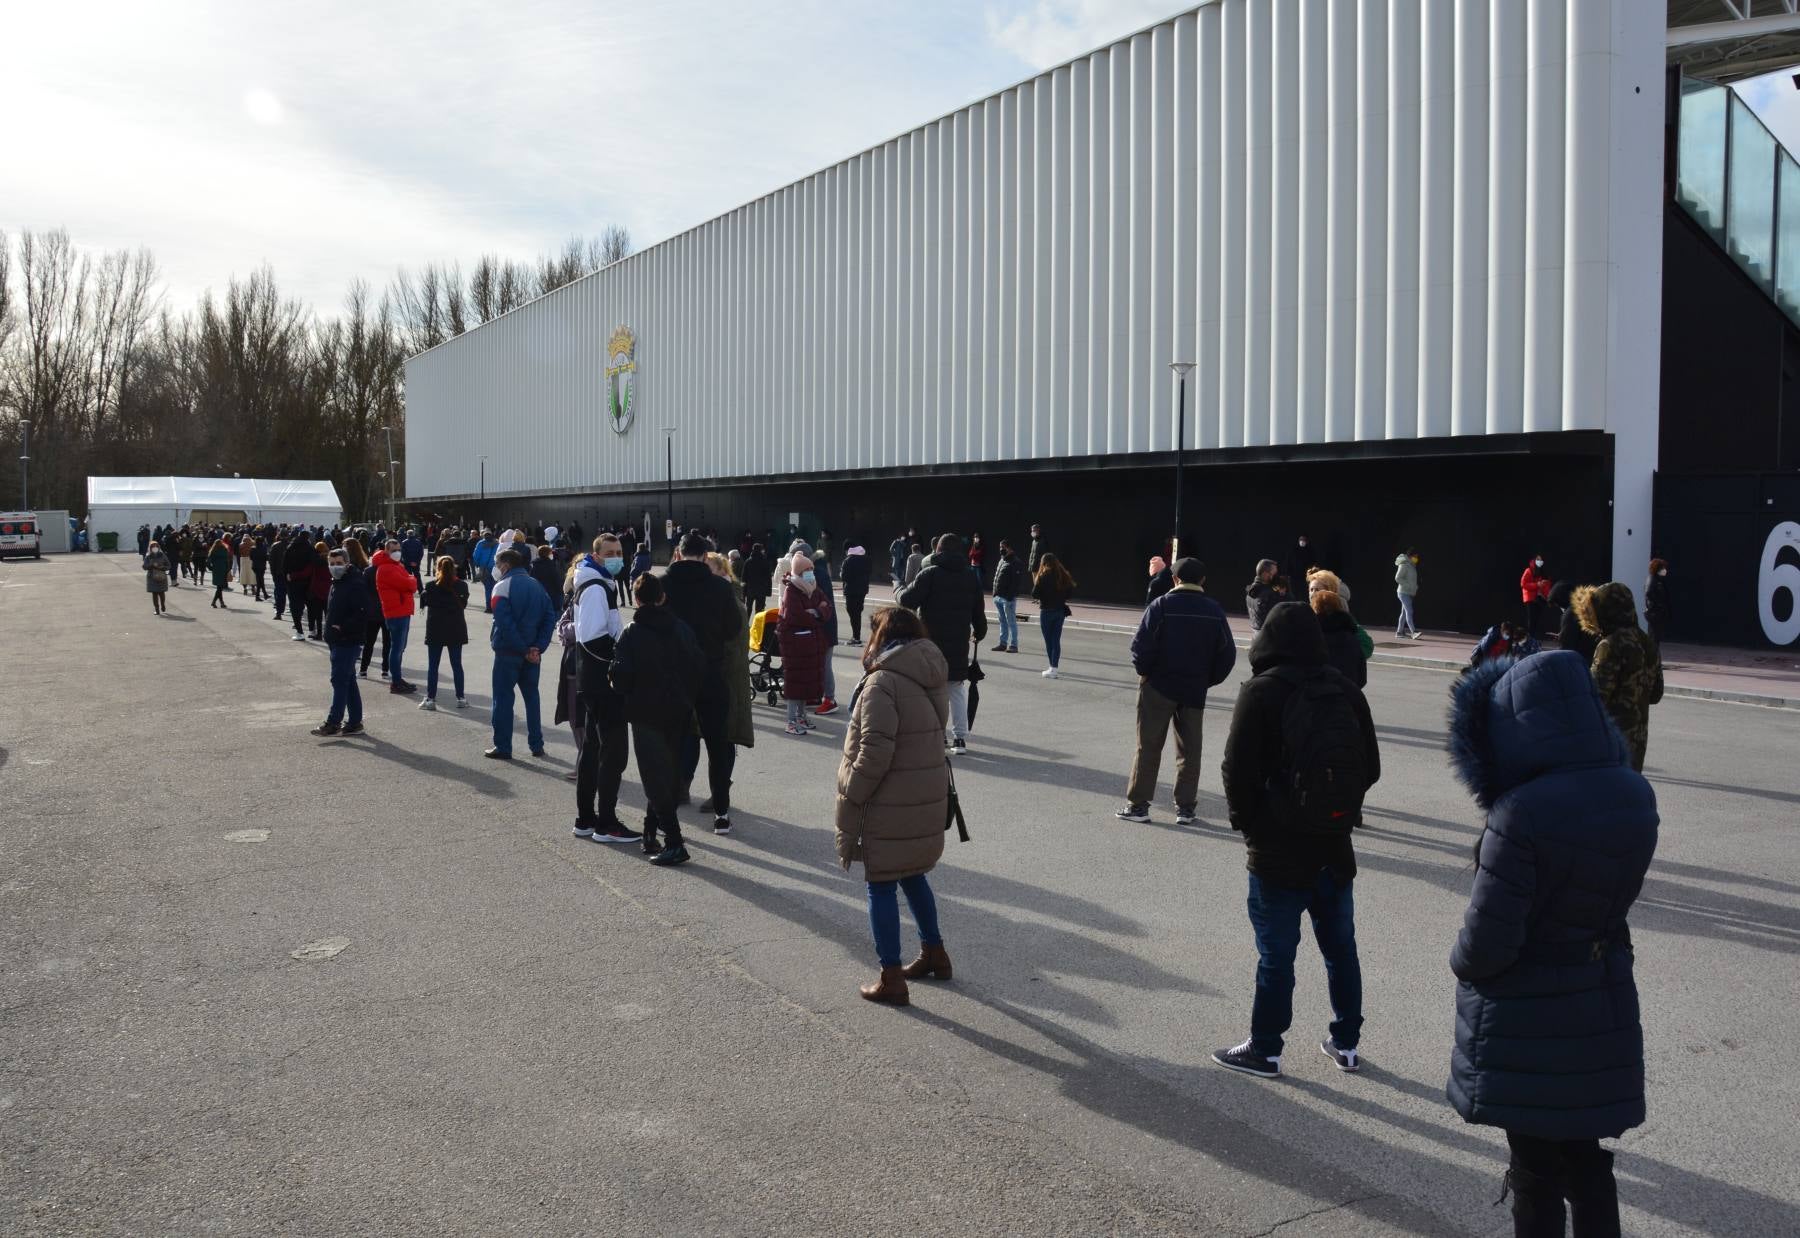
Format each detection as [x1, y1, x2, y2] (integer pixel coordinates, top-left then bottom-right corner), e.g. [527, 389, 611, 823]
[1446, 651, 1658, 1236]
[742, 544, 774, 617]
[1121, 558, 1236, 822]
[313, 548, 368, 737]
[529, 544, 564, 600]
[839, 544, 873, 644]
[1215, 601, 1380, 1081]
[897, 535, 988, 749]
[989, 543, 1025, 653]
[1246, 559, 1280, 631]
[419, 556, 470, 707]
[1643, 558, 1670, 647]
[1311, 589, 1367, 689]
[663, 532, 746, 823]
[610, 574, 705, 865]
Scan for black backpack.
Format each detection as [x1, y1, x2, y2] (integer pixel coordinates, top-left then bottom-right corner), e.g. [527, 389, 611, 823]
[1268, 666, 1367, 834]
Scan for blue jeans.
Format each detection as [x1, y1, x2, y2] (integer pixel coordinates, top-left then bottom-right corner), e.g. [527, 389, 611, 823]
[428, 642, 464, 700]
[868, 874, 943, 968]
[491, 653, 543, 755]
[1246, 869, 1363, 1057]
[1040, 610, 1066, 667]
[1396, 591, 1418, 637]
[327, 642, 362, 726]
[385, 615, 410, 681]
[994, 596, 1018, 647]
[481, 577, 494, 609]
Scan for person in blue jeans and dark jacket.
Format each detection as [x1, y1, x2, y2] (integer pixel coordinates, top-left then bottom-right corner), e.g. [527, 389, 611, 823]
[311, 547, 369, 738]
[485, 547, 557, 760]
[1447, 651, 1657, 1236]
[1215, 600, 1380, 1079]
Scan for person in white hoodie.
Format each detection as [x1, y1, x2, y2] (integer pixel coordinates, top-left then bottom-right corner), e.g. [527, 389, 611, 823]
[571, 533, 640, 845]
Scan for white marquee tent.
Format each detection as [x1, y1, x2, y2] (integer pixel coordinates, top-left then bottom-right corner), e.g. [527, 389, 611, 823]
[86, 476, 343, 547]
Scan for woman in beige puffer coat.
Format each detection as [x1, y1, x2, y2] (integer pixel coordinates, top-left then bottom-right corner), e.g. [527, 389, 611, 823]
[837, 606, 952, 1006]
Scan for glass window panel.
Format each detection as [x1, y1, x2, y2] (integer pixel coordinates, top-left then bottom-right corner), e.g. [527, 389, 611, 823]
[1678, 82, 1728, 238]
[1777, 153, 1800, 323]
[1728, 95, 1777, 291]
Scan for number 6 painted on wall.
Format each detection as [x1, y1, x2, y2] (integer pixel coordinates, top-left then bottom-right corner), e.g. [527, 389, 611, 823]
[1760, 521, 1800, 647]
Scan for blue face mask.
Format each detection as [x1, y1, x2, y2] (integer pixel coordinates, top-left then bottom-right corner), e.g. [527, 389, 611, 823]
[602, 556, 624, 574]
[801, 571, 816, 586]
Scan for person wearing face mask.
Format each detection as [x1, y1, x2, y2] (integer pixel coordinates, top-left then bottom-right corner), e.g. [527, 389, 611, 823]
[662, 532, 746, 832]
[1394, 548, 1422, 640]
[570, 534, 640, 844]
[1520, 554, 1554, 642]
[777, 553, 832, 736]
[486, 547, 558, 760]
[312, 548, 369, 738]
[1284, 536, 1312, 596]
[1643, 559, 1670, 648]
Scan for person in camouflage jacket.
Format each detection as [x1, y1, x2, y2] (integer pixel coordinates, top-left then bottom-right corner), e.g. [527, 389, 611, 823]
[1576, 581, 1664, 772]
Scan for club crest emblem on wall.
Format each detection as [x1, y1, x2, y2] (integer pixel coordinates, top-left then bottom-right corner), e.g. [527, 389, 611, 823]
[606, 324, 637, 435]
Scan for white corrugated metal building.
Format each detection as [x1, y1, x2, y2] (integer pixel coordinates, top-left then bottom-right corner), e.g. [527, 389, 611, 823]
[405, 0, 1791, 628]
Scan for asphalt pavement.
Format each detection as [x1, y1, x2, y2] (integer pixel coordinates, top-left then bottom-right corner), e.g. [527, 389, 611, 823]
[3, 554, 1797, 1236]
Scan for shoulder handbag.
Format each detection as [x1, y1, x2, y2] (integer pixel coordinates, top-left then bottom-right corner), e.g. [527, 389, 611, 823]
[944, 759, 970, 842]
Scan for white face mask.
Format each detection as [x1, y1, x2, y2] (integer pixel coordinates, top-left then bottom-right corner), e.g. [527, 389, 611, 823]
[1534, 559, 1544, 568]
[1658, 569, 1667, 577]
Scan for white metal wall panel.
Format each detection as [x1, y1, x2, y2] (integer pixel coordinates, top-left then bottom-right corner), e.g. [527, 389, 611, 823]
[405, 0, 1665, 501]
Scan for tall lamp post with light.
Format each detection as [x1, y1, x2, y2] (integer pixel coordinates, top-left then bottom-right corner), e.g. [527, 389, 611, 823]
[661, 426, 677, 554]
[1169, 361, 1195, 561]
[17, 418, 29, 511]
[388, 459, 399, 532]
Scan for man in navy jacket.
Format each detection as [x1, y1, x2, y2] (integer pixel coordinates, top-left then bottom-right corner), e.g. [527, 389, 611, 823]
[486, 548, 557, 759]
[1117, 558, 1237, 825]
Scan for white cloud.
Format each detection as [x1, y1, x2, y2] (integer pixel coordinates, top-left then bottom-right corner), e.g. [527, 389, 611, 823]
[984, 0, 1188, 70]
[0, 0, 1145, 315]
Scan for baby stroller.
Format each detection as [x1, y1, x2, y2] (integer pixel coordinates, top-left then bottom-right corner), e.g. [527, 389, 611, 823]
[748, 606, 784, 706]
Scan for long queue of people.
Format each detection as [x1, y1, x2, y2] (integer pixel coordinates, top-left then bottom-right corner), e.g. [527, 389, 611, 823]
[143, 512, 1661, 1235]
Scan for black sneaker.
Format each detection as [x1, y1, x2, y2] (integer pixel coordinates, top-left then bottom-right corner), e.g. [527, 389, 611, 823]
[650, 842, 691, 867]
[1320, 1039, 1361, 1073]
[572, 821, 599, 839]
[1211, 1039, 1281, 1079]
[483, 747, 512, 760]
[1114, 805, 1151, 823]
[340, 722, 365, 737]
[594, 821, 643, 844]
[1174, 808, 1197, 826]
[310, 722, 341, 737]
[950, 738, 967, 755]
[640, 830, 660, 857]
[713, 816, 732, 836]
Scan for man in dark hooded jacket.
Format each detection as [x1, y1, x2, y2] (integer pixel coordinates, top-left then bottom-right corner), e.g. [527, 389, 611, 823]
[897, 534, 988, 753]
[1214, 601, 1380, 1081]
[1118, 558, 1236, 825]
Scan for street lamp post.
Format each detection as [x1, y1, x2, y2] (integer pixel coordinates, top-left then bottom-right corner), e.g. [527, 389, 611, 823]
[661, 426, 677, 552]
[18, 418, 29, 511]
[388, 459, 399, 532]
[478, 454, 487, 504]
[1168, 362, 1195, 562]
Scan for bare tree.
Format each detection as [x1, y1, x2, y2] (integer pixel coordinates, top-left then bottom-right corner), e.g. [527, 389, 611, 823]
[599, 224, 632, 267]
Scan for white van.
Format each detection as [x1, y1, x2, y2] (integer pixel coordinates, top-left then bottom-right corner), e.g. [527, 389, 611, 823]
[0, 512, 42, 559]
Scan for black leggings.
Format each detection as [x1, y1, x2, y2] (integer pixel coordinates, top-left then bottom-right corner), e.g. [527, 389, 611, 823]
[361, 619, 390, 674]
[846, 596, 865, 643]
[1506, 1131, 1618, 1236]
[631, 722, 685, 841]
[211, 586, 227, 606]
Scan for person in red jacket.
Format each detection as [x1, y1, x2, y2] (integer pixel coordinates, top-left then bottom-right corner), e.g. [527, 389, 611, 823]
[1519, 554, 1553, 641]
[373, 539, 419, 694]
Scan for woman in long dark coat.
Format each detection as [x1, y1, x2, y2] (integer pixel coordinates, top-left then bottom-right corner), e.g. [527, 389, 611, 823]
[1447, 651, 1658, 1237]
[206, 539, 233, 608]
[776, 554, 830, 736]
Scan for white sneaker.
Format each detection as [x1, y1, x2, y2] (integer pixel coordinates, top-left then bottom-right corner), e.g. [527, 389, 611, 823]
[455, 696, 469, 709]
[290, 632, 307, 642]
[419, 698, 436, 711]
[1041, 666, 1058, 679]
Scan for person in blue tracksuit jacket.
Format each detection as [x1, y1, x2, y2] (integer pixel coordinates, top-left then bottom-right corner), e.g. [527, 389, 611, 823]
[485, 547, 557, 759]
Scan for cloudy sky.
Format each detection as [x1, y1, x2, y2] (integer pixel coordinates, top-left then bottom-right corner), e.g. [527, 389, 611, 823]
[0, 0, 1180, 312]
[9, 1, 1800, 318]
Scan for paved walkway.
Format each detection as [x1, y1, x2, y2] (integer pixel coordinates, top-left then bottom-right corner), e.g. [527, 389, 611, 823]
[862, 581, 1800, 710]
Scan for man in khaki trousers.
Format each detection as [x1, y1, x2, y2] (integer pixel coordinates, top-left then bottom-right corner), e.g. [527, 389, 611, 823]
[1115, 558, 1238, 826]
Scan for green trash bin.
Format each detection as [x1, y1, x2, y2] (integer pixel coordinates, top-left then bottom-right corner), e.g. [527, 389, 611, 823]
[98, 531, 119, 552]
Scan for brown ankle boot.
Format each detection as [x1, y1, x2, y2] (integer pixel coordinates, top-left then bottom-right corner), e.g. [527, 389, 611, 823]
[859, 966, 910, 1005]
[900, 943, 953, 981]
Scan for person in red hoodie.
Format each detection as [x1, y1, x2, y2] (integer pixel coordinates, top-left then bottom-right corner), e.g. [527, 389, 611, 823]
[1519, 554, 1553, 641]
[374, 538, 419, 694]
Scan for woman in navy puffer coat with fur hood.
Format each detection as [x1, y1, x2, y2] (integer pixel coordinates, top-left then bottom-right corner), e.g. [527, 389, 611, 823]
[1446, 650, 1658, 1238]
